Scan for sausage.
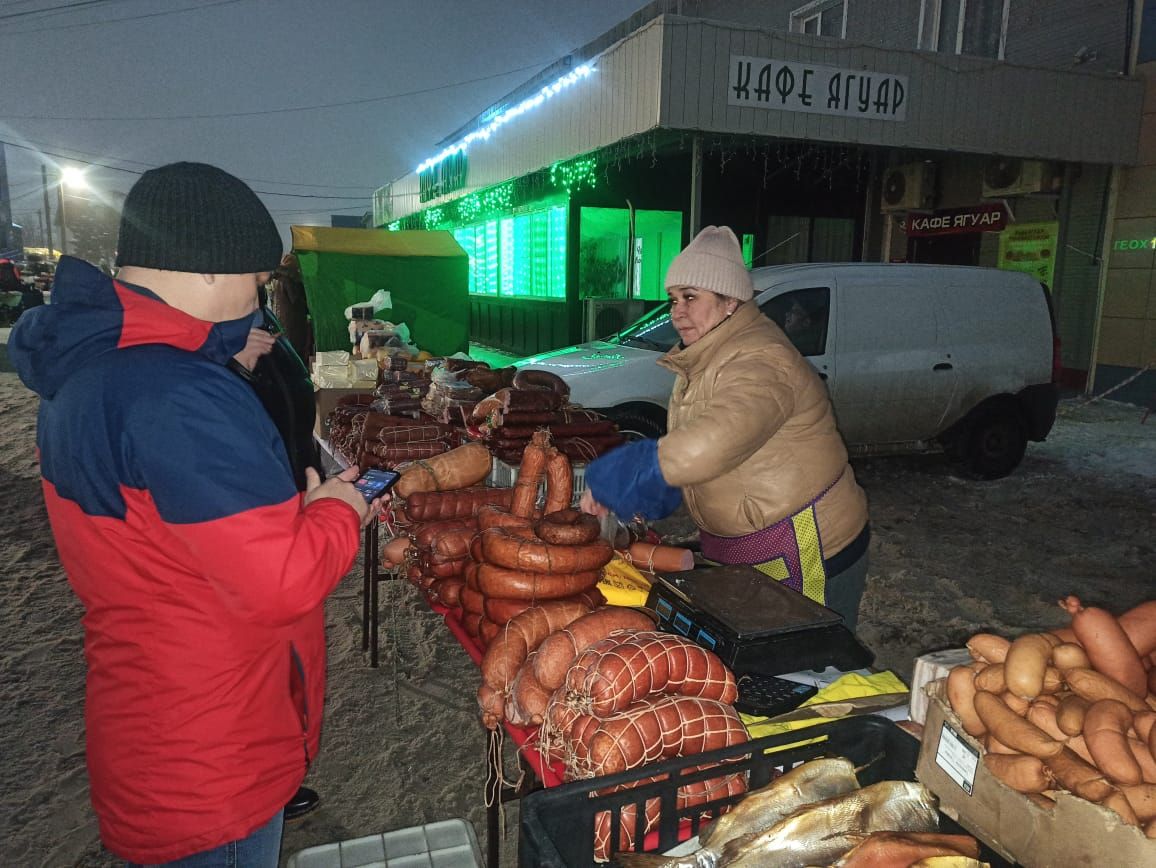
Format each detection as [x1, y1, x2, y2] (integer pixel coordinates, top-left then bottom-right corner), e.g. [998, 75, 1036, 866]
[481, 527, 614, 574]
[626, 542, 695, 574]
[460, 585, 485, 616]
[483, 588, 606, 626]
[1065, 667, 1151, 713]
[411, 516, 477, 548]
[422, 557, 468, 578]
[476, 599, 592, 728]
[532, 608, 656, 691]
[1121, 783, 1156, 821]
[1119, 601, 1156, 657]
[1005, 633, 1055, 699]
[394, 442, 493, 497]
[542, 450, 573, 514]
[1134, 711, 1156, 744]
[1060, 596, 1149, 697]
[512, 367, 571, 398]
[510, 431, 552, 518]
[477, 683, 504, 729]
[984, 754, 1052, 794]
[382, 536, 412, 566]
[437, 577, 465, 608]
[1101, 789, 1142, 826]
[967, 633, 1011, 664]
[1026, 699, 1069, 743]
[1052, 642, 1092, 672]
[1084, 699, 1142, 785]
[535, 508, 600, 545]
[1003, 691, 1031, 717]
[479, 617, 500, 645]
[974, 663, 1007, 694]
[477, 504, 534, 531]
[476, 563, 602, 601]
[568, 631, 738, 716]
[1056, 694, 1090, 737]
[404, 486, 514, 521]
[973, 691, 1063, 758]
[569, 696, 747, 778]
[1131, 736, 1156, 784]
[505, 655, 553, 727]
[947, 666, 986, 737]
[1043, 747, 1115, 801]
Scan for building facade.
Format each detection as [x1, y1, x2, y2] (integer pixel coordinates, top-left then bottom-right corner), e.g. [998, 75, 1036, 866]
[378, 0, 1143, 389]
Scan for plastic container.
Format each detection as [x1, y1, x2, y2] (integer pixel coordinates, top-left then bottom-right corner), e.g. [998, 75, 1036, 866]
[518, 715, 1011, 868]
[488, 456, 586, 507]
[287, 818, 482, 868]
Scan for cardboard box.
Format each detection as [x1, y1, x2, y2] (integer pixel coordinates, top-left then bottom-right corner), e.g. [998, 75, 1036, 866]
[314, 387, 376, 439]
[917, 679, 1156, 866]
[908, 648, 973, 725]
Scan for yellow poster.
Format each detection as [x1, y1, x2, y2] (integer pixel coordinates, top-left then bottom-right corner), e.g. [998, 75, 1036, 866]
[998, 221, 1059, 289]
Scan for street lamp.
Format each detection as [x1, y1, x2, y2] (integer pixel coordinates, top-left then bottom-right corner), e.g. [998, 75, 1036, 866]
[55, 166, 88, 257]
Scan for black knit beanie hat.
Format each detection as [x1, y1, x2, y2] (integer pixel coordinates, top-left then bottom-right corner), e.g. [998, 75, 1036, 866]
[115, 162, 282, 274]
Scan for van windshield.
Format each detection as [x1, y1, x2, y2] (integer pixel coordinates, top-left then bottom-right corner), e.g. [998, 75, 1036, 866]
[612, 304, 679, 351]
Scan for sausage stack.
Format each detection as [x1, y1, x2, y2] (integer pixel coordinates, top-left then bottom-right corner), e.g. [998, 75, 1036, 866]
[944, 595, 1156, 838]
[461, 431, 613, 646]
[468, 369, 626, 464]
[538, 630, 748, 859]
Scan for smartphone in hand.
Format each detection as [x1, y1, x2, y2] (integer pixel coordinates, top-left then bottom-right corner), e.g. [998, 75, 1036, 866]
[353, 468, 401, 502]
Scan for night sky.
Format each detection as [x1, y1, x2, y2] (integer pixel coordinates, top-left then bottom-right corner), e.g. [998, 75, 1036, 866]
[1, 0, 643, 242]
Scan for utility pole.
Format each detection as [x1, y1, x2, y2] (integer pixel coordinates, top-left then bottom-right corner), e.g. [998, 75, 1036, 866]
[57, 182, 68, 256]
[41, 164, 55, 257]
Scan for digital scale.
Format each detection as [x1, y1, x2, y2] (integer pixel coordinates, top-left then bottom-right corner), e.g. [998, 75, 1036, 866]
[646, 564, 874, 678]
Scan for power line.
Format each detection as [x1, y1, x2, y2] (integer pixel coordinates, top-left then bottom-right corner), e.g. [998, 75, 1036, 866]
[0, 0, 124, 22]
[1, 0, 242, 36]
[0, 58, 550, 121]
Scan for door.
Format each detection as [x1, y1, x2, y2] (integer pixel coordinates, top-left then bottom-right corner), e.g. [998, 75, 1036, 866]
[830, 273, 957, 445]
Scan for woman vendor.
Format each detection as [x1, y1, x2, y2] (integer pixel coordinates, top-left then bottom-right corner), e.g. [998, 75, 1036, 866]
[580, 226, 870, 629]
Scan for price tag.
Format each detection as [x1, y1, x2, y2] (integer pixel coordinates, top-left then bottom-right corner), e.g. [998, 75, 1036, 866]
[935, 721, 979, 795]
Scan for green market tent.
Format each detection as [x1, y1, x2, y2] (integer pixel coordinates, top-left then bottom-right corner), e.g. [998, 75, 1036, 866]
[291, 226, 469, 357]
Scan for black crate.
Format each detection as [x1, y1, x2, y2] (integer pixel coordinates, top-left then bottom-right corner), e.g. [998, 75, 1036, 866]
[518, 715, 1011, 868]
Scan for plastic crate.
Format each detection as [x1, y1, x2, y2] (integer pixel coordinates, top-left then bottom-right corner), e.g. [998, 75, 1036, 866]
[287, 818, 482, 868]
[487, 456, 586, 506]
[517, 715, 1011, 868]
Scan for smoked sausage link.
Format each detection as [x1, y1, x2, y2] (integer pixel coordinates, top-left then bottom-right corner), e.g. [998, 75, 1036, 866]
[535, 509, 600, 546]
[481, 527, 613, 574]
[476, 563, 602, 601]
[532, 608, 656, 691]
[569, 631, 738, 716]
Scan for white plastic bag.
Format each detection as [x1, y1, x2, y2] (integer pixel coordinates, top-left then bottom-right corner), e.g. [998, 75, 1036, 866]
[343, 289, 392, 320]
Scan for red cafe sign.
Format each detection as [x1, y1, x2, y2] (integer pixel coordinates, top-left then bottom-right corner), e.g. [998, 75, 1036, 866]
[901, 203, 1009, 237]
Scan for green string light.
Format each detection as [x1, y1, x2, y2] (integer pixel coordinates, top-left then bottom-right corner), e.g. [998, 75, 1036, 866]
[550, 156, 598, 194]
[386, 220, 401, 232]
[423, 208, 445, 230]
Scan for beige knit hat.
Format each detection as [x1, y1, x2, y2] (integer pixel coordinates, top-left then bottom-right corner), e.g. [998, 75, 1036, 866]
[664, 226, 753, 302]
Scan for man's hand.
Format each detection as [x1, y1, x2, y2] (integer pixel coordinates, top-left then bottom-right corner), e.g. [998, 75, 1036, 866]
[304, 466, 386, 527]
[233, 328, 277, 372]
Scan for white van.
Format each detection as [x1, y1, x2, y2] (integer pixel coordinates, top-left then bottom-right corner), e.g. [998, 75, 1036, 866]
[516, 263, 1060, 479]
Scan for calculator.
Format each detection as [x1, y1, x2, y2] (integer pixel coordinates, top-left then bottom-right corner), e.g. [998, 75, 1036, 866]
[734, 673, 818, 717]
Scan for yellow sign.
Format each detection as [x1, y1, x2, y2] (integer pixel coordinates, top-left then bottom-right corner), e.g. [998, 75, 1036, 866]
[998, 221, 1059, 289]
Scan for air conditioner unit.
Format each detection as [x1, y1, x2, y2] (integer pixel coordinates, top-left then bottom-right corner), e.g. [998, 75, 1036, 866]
[982, 158, 1060, 198]
[583, 298, 644, 342]
[880, 162, 937, 212]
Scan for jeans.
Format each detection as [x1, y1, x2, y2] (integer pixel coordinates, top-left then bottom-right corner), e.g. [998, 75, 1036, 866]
[128, 810, 284, 868]
[823, 547, 869, 633]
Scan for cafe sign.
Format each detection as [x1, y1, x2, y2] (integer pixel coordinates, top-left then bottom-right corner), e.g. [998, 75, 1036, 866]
[729, 55, 908, 121]
[902, 203, 1009, 237]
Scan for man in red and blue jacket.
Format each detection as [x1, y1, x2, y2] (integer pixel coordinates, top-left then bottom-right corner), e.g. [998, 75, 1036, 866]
[10, 163, 382, 866]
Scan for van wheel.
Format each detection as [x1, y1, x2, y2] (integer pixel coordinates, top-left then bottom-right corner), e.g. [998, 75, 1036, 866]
[604, 404, 667, 441]
[961, 405, 1027, 480]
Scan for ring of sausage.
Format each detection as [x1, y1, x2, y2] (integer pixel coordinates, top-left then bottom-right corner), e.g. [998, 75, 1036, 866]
[536, 508, 601, 545]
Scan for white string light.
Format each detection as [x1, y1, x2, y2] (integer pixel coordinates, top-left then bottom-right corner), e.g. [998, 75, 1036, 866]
[415, 64, 595, 174]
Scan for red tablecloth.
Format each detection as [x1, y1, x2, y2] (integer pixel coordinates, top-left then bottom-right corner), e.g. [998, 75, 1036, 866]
[429, 600, 567, 789]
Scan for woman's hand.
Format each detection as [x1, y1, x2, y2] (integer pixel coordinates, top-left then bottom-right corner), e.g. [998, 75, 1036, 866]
[233, 328, 277, 372]
[579, 488, 610, 519]
[304, 466, 386, 528]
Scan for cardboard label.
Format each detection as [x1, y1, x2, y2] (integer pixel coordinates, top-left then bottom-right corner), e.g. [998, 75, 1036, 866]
[935, 721, 979, 795]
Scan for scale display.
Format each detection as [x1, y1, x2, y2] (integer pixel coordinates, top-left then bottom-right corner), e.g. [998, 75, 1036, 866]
[646, 564, 873, 676]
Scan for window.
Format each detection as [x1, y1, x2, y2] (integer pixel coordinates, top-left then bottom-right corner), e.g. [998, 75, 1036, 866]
[790, 0, 847, 38]
[454, 204, 568, 299]
[918, 0, 1009, 59]
[957, 0, 1009, 59]
[760, 287, 831, 357]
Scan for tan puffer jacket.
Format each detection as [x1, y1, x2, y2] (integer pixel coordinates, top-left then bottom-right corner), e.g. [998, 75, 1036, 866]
[656, 301, 868, 556]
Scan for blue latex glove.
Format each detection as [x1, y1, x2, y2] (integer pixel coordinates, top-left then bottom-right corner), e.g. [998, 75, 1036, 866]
[584, 438, 682, 521]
